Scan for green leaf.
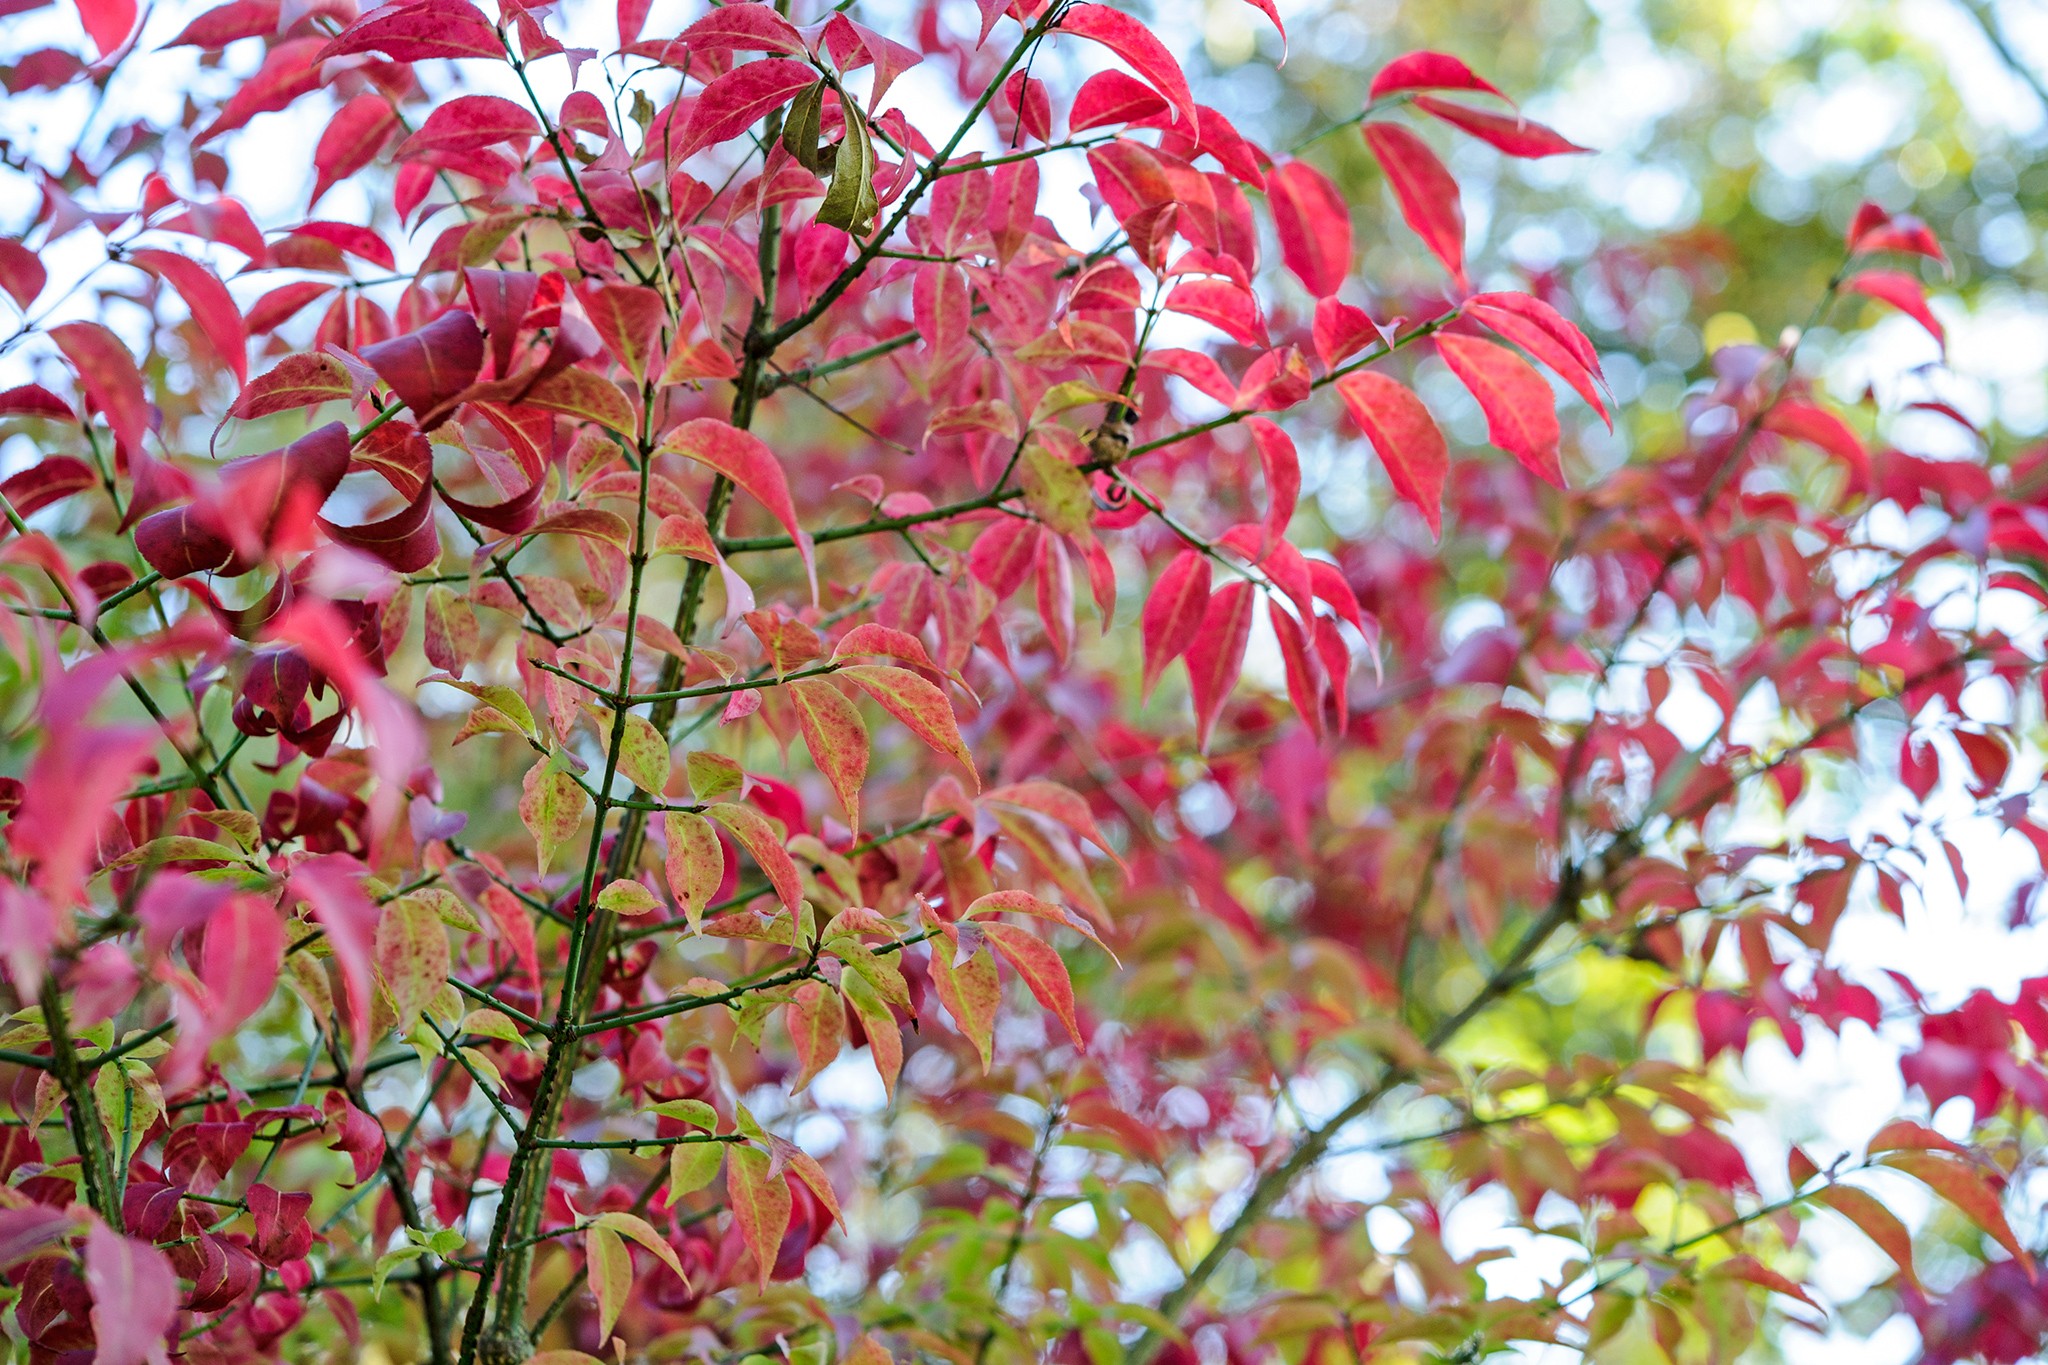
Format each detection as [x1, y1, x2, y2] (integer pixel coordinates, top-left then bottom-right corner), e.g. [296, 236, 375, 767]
[374, 894, 450, 1036]
[371, 1244, 427, 1299]
[780, 78, 829, 170]
[685, 750, 744, 800]
[658, 1149, 722, 1211]
[1019, 442, 1094, 538]
[650, 1097, 718, 1129]
[817, 97, 878, 235]
[617, 712, 670, 794]
[596, 878, 661, 916]
[584, 1223, 633, 1339]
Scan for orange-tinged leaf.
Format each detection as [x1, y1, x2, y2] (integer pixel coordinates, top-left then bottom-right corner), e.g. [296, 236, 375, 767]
[841, 975, 902, 1099]
[1814, 1184, 1918, 1288]
[663, 811, 723, 930]
[978, 786, 1128, 881]
[769, 1134, 843, 1228]
[784, 979, 846, 1093]
[981, 920, 1083, 1045]
[836, 664, 976, 788]
[662, 417, 816, 601]
[787, 677, 869, 829]
[707, 802, 803, 911]
[725, 1144, 793, 1291]
[1335, 370, 1449, 537]
[1140, 550, 1211, 701]
[236, 353, 354, 420]
[1881, 1152, 2028, 1264]
[929, 932, 1000, 1071]
[1710, 1255, 1822, 1312]
[523, 366, 637, 437]
[1434, 332, 1564, 487]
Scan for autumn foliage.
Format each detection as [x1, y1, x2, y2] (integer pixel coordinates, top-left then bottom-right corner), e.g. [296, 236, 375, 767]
[0, 0, 2039, 1362]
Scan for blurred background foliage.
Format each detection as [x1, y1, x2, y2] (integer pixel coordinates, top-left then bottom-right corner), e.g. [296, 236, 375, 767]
[1184, 0, 2047, 478]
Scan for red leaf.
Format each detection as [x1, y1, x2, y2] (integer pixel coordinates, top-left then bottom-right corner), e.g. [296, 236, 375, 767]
[232, 353, 353, 420]
[1369, 50, 1509, 102]
[397, 94, 541, 157]
[0, 238, 46, 310]
[312, 96, 400, 208]
[317, 0, 505, 63]
[1187, 579, 1254, 749]
[1764, 401, 1869, 498]
[0, 385, 75, 421]
[674, 1, 806, 55]
[1363, 121, 1467, 290]
[50, 320, 151, 454]
[1070, 69, 1169, 132]
[289, 221, 397, 271]
[1847, 201, 1946, 263]
[1141, 550, 1211, 700]
[1247, 417, 1298, 549]
[358, 310, 485, 429]
[75, 0, 139, 58]
[1143, 347, 1237, 405]
[129, 248, 247, 385]
[1055, 3, 1197, 132]
[1413, 96, 1588, 157]
[707, 802, 803, 913]
[164, 0, 280, 49]
[1335, 371, 1449, 536]
[0, 456, 95, 521]
[1434, 332, 1563, 487]
[1464, 293, 1608, 426]
[1267, 160, 1352, 299]
[1312, 297, 1384, 370]
[726, 1145, 793, 1291]
[662, 417, 816, 600]
[836, 664, 976, 783]
[1843, 270, 1945, 348]
[1882, 1152, 2029, 1265]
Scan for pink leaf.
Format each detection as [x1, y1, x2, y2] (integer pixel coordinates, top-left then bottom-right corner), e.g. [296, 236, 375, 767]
[312, 96, 399, 207]
[662, 416, 816, 601]
[1141, 550, 1211, 701]
[1055, 3, 1197, 132]
[1363, 121, 1467, 290]
[84, 1224, 177, 1365]
[1267, 160, 1352, 298]
[1335, 371, 1449, 537]
[677, 59, 818, 162]
[396, 94, 541, 157]
[1435, 332, 1564, 488]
